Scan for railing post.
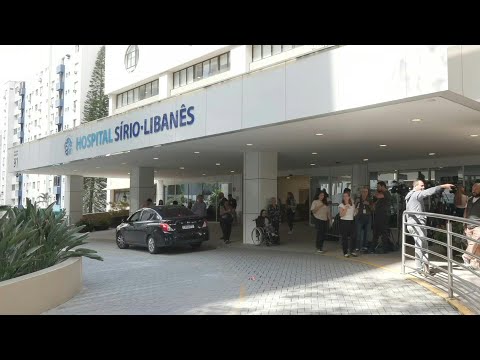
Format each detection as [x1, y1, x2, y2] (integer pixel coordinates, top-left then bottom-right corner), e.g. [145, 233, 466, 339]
[446, 220, 454, 298]
[402, 212, 406, 275]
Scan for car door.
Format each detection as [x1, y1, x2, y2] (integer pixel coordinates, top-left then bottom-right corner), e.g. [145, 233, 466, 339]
[133, 209, 156, 245]
[123, 210, 143, 244]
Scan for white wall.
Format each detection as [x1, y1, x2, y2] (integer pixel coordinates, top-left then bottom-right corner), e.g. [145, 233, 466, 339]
[448, 45, 480, 102]
[11, 45, 453, 175]
[105, 45, 229, 95]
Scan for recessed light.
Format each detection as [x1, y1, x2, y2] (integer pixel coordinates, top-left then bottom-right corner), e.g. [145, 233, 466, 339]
[127, 172, 130, 175]
[216, 163, 220, 166]
[179, 167, 184, 169]
[202, 173, 206, 176]
[411, 118, 422, 122]
[154, 170, 157, 173]
[73, 169, 77, 172]
[246, 144, 253, 146]
[379, 144, 387, 147]
[286, 176, 290, 179]
[95, 166, 100, 169]
[363, 158, 369, 161]
[312, 152, 318, 155]
[230, 170, 235, 173]
[428, 152, 436, 156]
[153, 157, 159, 160]
[470, 134, 479, 137]
[310, 163, 316, 166]
[194, 151, 200, 154]
[105, 154, 111, 157]
[121, 162, 127, 165]
[315, 133, 324, 136]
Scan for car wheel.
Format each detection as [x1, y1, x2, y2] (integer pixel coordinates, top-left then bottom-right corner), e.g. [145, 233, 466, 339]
[147, 236, 159, 254]
[190, 242, 202, 249]
[116, 232, 129, 249]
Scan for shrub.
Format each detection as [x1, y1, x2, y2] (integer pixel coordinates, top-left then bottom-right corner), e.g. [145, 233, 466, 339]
[0, 199, 103, 282]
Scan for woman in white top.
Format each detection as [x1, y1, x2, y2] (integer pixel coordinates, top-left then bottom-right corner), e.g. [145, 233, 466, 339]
[310, 190, 331, 253]
[338, 191, 357, 257]
[454, 185, 468, 217]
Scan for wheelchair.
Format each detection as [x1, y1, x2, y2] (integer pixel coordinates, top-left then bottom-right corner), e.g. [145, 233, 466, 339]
[251, 219, 279, 246]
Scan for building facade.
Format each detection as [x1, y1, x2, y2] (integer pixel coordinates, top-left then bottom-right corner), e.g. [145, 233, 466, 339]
[8, 45, 480, 243]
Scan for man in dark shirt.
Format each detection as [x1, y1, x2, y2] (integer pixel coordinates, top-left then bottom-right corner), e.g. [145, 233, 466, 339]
[228, 194, 238, 225]
[463, 183, 480, 269]
[370, 181, 391, 254]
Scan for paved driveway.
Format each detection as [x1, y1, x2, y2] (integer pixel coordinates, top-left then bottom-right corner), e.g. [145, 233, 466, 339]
[44, 236, 458, 315]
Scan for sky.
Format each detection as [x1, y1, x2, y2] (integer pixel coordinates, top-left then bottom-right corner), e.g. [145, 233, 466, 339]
[0, 46, 51, 85]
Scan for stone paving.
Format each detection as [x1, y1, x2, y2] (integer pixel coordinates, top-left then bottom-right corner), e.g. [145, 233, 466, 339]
[44, 232, 459, 315]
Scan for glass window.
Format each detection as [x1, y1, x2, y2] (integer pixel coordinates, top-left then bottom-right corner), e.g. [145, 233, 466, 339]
[140, 209, 157, 221]
[151, 80, 159, 96]
[139, 85, 146, 100]
[180, 69, 187, 87]
[145, 82, 152, 98]
[194, 64, 203, 80]
[252, 45, 262, 61]
[210, 57, 219, 75]
[173, 72, 180, 88]
[272, 45, 282, 55]
[187, 66, 194, 84]
[220, 53, 229, 71]
[282, 45, 293, 51]
[262, 45, 272, 58]
[122, 93, 127, 106]
[203, 60, 210, 78]
[127, 90, 134, 105]
[129, 210, 142, 222]
[156, 206, 194, 218]
[124, 45, 139, 72]
[133, 87, 139, 102]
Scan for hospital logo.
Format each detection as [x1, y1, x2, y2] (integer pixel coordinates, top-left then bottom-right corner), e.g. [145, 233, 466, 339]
[64, 137, 73, 156]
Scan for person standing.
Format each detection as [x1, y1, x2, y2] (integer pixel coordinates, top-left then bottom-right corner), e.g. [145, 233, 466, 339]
[192, 194, 207, 218]
[286, 192, 297, 234]
[370, 181, 391, 254]
[267, 197, 281, 244]
[220, 201, 234, 243]
[311, 190, 331, 253]
[454, 185, 468, 217]
[228, 194, 238, 225]
[339, 191, 357, 257]
[463, 183, 480, 269]
[355, 186, 373, 253]
[217, 192, 227, 239]
[405, 180, 454, 274]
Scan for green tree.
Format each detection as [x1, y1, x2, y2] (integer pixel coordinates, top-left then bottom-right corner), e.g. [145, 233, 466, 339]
[82, 46, 108, 214]
[38, 192, 50, 207]
[83, 177, 107, 214]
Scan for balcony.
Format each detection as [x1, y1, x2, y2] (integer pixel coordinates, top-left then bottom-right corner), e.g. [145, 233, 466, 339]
[54, 186, 61, 195]
[56, 81, 64, 91]
[17, 116, 24, 125]
[17, 101, 24, 111]
[55, 99, 64, 108]
[55, 115, 63, 125]
[18, 86, 25, 96]
[56, 64, 65, 74]
[17, 130, 24, 139]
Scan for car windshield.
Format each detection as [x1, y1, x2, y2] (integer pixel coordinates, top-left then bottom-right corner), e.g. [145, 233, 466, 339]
[154, 206, 195, 218]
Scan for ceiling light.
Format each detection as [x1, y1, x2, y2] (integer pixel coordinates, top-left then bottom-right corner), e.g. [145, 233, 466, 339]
[230, 170, 235, 173]
[121, 162, 127, 165]
[216, 163, 220, 166]
[286, 176, 290, 179]
[127, 172, 130, 175]
[154, 170, 157, 173]
[202, 173, 206, 176]
[96, 166, 100, 169]
[194, 151, 200, 154]
[470, 134, 479, 137]
[315, 133, 324, 136]
[411, 118, 422, 122]
[379, 144, 387, 147]
[363, 158, 369, 161]
[179, 167, 184, 169]
[428, 152, 436, 156]
[310, 163, 316, 166]
[312, 152, 317, 155]
[73, 169, 77, 172]
[105, 154, 111, 157]
[153, 157, 159, 160]
[154, 144, 162, 148]
[246, 143, 253, 146]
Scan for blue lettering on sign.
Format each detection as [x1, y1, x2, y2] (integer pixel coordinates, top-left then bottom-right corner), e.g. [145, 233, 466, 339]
[73, 105, 195, 152]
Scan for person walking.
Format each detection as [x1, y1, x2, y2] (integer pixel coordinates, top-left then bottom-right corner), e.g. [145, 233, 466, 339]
[286, 192, 297, 235]
[405, 180, 454, 275]
[220, 201, 234, 243]
[355, 186, 373, 253]
[311, 190, 331, 253]
[339, 191, 357, 257]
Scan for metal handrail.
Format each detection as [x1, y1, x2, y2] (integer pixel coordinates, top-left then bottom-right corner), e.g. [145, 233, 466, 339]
[402, 210, 480, 313]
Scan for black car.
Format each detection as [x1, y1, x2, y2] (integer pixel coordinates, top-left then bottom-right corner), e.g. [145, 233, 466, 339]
[115, 205, 209, 254]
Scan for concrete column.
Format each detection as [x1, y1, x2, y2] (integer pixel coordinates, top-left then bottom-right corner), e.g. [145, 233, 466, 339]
[156, 179, 164, 204]
[64, 175, 83, 225]
[243, 152, 277, 244]
[130, 167, 154, 214]
[351, 163, 369, 197]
